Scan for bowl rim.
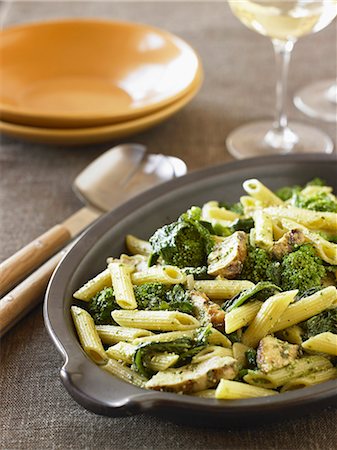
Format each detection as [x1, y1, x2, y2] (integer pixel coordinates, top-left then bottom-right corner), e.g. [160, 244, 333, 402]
[0, 18, 202, 124]
[44, 153, 337, 420]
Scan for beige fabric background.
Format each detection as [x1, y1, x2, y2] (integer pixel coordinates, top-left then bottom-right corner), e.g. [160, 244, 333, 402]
[0, 1, 336, 449]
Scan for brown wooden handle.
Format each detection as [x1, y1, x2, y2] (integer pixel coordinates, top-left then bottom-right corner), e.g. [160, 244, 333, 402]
[0, 249, 66, 337]
[0, 224, 71, 296]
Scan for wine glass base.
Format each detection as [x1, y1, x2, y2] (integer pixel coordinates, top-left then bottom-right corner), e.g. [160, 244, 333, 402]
[294, 80, 337, 123]
[226, 120, 334, 159]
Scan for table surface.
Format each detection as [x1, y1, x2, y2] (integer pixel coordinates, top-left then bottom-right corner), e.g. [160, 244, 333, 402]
[1, 1, 336, 449]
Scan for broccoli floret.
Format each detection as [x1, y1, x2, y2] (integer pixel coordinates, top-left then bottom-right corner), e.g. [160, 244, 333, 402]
[149, 217, 214, 268]
[87, 287, 119, 325]
[182, 266, 213, 280]
[134, 283, 193, 315]
[241, 246, 281, 285]
[306, 177, 326, 187]
[293, 191, 337, 213]
[275, 185, 302, 201]
[300, 308, 337, 339]
[280, 245, 327, 295]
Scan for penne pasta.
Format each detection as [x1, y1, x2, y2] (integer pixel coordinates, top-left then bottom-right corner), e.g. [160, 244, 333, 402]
[253, 210, 274, 250]
[73, 268, 111, 301]
[280, 367, 337, 392]
[102, 358, 146, 387]
[194, 280, 255, 300]
[111, 310, 200, 331]
[71, 306, 107, 364]
[96, 325, 153, 344]
[225, 300, 262, 334]
[109, 263, 137, 309]
[271, 286, 337, 333]
[242, 290, 297, 348]
[215, 379, 278, 399]
[243, 356, 332, 389]
[243, 179, 284, 206]
[301, 332, 337, 356]
[125, 234, 152, 256]
[131, 265, 186, 285]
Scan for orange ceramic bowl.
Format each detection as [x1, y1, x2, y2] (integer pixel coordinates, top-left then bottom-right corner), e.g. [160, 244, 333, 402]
[0, 19, 201, 128]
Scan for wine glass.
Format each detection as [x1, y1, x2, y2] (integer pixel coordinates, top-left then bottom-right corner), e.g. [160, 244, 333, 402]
[294, 78, 337, 122]
[226, 0, 337, 159]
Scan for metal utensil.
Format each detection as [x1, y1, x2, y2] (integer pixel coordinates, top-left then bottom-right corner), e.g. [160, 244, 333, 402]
[0, 144, 186, 335]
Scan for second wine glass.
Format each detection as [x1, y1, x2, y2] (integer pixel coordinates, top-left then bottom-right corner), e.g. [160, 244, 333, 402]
[226, 0, 337, 159]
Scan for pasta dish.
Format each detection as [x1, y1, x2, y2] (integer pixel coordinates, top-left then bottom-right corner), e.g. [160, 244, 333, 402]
[71, 177, 337, 399]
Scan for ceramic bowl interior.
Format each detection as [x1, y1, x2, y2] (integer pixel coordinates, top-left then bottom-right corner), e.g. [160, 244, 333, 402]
[44, 155, 337, 425]
[0, 19, 201, 128]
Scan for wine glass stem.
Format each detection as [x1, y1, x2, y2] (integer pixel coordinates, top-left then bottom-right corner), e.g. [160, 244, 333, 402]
[272, 39, 295, 132]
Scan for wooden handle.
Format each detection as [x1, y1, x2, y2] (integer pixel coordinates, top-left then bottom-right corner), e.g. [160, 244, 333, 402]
[0, 224, 71, 296]
[0, 249, 65, 337]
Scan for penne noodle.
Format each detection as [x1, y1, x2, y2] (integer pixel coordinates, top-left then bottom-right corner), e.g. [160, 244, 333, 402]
[96, 325, 153, 344]
[215, 379, 278, 399]
[125, 234, 152, 256]
[194, 280, 255, 300]
[73, 268, 111, 301]
[280, 367, 337, 392]
[131, 265, 186, 285]
[302, 332, 337, 356]
[225, 300, 262, 334]
[71, 306, 107, 364]
[242, 290, 297, 348]
[271, 286, 337, 333]
[243, 179, 284, 206]
[111, 310, 200, 331]
[109, 263, 137, 309]
[102, 358, 146, 387]
[243, 356, 332, 389]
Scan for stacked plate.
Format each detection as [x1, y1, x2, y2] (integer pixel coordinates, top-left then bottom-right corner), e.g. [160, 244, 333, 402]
[0, 19, 203, 145]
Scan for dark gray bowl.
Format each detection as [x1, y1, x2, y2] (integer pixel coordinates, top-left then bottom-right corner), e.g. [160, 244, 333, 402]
[44, 154, 337, 426]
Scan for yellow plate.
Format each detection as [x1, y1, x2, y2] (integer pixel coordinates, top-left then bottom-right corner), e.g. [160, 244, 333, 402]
[0, 72, 202, 145]
[0, 19, 201, 128]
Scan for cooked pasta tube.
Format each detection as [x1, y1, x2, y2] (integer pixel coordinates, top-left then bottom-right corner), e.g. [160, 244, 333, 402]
[106, 342, 179, 371]
[276, 325, 303, 345]
[111, 310, 200, 331]
[201, 202, 240, 222]
[271, 286, 337, 333]
[243, 179, 284, 206]
[192, 389, 216, 398]
[225, 300, 262, 334]
[215, 379, 278, 399]
[265, 206, 337, 233]
[302, 332, 337, 356]
[232, 342, 250, 369]
[149, 353, 180, 372]
[253, 210, 274, 250]
[243, 356, 333, 389]
[280, 219, 337, 265]
[191, 346, 233, 364]
[240, 195, 263, 216]
[194, 280, 255, 300]
[96, 325, 153, 344]
[73, 268, 111, 301]
[70, 306, 107, 364]
[242, 290, 297, 348]
[125, 234, 152, 256]
[133, 328, 232, 348]
[280, 367, 337, 392]
[106, 342, 136, 363]
[102, 358, 146, 387]
[109, 263, 137, 309]
[131, 265, 186, 285]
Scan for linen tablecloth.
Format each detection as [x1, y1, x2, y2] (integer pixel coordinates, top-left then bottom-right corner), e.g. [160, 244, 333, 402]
[1, 1, 336, 449]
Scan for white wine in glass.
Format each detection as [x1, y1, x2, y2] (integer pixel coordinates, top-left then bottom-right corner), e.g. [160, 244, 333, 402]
[226, 0, 337, 159]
